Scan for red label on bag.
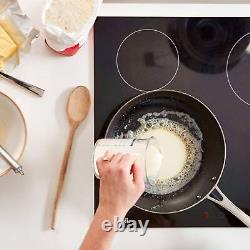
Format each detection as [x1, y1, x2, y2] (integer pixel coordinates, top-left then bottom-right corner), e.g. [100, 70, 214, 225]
[45, 40, 81, 56]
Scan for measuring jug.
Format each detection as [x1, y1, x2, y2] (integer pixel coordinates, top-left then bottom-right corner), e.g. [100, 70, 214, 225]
[93, 137, 163, 185]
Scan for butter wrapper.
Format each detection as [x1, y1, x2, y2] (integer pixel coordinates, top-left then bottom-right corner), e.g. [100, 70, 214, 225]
[0, 0, 39, 71]
[42, 0, 102, 55]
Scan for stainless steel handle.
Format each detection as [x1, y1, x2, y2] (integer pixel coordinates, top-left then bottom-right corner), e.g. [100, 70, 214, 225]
[0, 146, 24, 175]
[0, 71, 45, 97]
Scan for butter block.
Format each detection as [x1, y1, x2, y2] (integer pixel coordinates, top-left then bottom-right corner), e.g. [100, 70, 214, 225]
[0, 19, 25, 48]
[0, 24, 17, 69]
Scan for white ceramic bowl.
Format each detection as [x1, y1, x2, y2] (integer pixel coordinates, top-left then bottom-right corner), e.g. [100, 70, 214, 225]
[0, 92, 27, 176]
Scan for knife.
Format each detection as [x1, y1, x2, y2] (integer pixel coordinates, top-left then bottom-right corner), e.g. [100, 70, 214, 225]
[0, 71, 45, 97]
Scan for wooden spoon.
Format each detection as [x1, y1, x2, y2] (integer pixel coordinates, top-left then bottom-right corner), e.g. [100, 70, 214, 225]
[50, 86, 91, 230]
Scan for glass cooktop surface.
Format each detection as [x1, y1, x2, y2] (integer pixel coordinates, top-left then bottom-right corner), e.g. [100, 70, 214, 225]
[94, 17, 250, 227]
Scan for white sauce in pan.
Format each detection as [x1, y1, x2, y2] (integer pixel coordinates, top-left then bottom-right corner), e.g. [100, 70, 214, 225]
[139, 128, 187, 179]
[120, 111, 203, 195]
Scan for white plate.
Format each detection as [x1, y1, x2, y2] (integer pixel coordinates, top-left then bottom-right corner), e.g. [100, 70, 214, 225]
[0, 92, 27, 176]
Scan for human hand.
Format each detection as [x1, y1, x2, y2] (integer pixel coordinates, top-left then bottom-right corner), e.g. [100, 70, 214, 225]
[96, 151, 145, 219]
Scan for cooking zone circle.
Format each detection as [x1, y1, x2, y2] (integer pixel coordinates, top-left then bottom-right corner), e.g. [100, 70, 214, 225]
[116, 29, 179, 92]
[168, 18, 250, 74]
[226, 33, 250, 105]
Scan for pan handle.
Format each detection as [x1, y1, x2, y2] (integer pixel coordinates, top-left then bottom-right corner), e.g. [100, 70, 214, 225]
[207, 186, 250, 227]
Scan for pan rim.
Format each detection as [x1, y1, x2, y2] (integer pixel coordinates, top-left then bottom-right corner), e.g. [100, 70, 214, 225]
[105, 89, 227, 214]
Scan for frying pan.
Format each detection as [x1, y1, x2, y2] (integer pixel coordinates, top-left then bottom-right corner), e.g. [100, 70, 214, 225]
[105, 90, 250, 227]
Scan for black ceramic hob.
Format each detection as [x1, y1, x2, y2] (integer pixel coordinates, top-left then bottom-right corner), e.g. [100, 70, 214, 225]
[94, 17, 250, 227]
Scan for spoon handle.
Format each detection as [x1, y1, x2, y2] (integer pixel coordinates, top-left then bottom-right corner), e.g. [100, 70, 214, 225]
[50, 124, 77, 230]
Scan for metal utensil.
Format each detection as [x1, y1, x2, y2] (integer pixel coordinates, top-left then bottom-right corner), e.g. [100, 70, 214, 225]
[0, 145, 24, 175]
[0, 71, 45, 97]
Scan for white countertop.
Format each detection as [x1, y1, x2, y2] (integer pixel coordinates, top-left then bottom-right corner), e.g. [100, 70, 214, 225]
[0, 1, 250, 250]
